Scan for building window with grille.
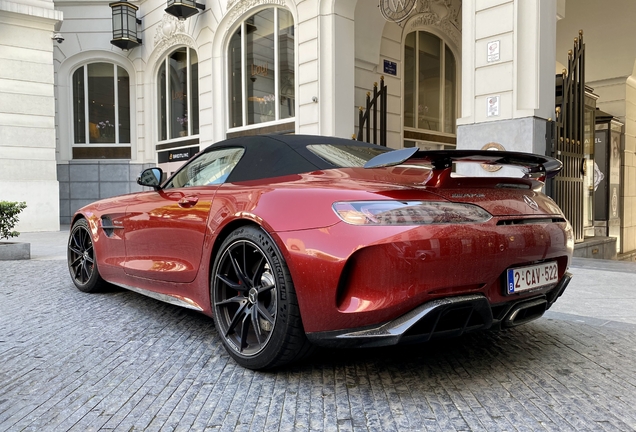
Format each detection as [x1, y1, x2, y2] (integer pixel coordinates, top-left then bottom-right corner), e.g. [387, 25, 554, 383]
[157, 47, 200, 141]
[403, 31, 457, 149]
[228, 7, 295, 130]
[72, 63, 131, 159]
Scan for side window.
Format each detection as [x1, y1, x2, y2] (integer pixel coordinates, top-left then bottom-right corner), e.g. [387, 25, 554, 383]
[165, 148, 245, 189]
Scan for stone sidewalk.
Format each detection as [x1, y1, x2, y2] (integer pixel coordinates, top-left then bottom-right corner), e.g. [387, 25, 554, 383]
[1, 229, 635, 431]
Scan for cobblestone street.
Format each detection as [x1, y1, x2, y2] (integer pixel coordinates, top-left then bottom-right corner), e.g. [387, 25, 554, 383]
[1, 256, 636, 431]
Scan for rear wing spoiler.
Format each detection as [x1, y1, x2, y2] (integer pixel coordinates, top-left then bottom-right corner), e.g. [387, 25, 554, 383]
[364, 148, 562, 181]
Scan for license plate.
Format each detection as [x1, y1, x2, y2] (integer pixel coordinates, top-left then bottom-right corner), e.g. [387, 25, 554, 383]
[506, 262, 559, 294]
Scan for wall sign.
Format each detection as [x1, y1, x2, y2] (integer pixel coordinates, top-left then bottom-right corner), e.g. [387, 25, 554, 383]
[158, 146, 199, 163]
[383, 59, 397, 76]
[487, 96, 500, 117]
[487, 40, 500, 62]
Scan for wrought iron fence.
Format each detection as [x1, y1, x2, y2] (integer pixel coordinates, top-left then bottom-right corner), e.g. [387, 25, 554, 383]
[355, 76, 387, 146]
[548, 30, 586, 243]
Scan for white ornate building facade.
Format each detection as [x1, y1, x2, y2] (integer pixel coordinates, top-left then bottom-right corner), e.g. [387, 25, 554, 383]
[2, 0, 636, 254]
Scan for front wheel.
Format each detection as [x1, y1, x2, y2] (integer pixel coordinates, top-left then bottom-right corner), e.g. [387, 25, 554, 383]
[211, 226, 312, 370]
[67, 218, 106, 293]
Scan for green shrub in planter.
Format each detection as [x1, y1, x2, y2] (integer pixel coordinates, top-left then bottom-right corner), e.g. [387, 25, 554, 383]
[0, 201, 27, 241]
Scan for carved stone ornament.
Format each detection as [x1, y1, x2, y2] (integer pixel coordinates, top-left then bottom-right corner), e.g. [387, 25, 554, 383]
[379, 0, 417, 23]
[226, 0, 286, 33]
[149, 14, 194, 66]
[154, 14, 187, 46]
[408, 0, 462, 45]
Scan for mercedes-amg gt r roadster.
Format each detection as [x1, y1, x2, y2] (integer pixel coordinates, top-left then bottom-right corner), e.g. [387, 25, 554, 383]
[67, 134, 573, 370]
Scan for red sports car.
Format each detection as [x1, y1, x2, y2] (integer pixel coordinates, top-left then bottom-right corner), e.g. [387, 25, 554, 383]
[67, 135, 573, 370]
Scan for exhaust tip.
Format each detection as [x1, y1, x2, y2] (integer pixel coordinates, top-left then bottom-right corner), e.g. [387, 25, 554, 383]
[504, 298, 547, 328]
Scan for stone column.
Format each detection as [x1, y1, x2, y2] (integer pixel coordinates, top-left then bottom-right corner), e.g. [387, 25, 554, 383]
[457, 0, 557, 175]
[311, 0, 356, 138]
[293, 0, 357, 137]
[0, 0, 62, 231]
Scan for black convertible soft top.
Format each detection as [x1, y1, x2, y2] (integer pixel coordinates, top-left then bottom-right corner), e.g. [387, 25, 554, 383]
[206, 135, 388, 183]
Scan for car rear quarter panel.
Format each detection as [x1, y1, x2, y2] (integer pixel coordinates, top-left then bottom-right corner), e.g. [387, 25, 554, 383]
[210, 175, 445, 233]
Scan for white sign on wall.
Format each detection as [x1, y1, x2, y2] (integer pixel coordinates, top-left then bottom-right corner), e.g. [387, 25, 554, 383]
[487, 96, 500, 117]
[487, 40, 500, 62]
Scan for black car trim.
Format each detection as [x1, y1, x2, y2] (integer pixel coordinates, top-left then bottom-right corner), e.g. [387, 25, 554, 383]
[365, 149, 563, 179]
[306, 273, 572, 349]
[306, 294, 492, 349]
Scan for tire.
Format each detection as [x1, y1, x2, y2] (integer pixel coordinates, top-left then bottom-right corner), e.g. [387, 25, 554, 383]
[211, 225, 312, 370]
[67, 218, 106, 293]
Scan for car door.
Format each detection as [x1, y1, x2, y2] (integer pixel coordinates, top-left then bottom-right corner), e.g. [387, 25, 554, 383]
[124, 147, 245, 283]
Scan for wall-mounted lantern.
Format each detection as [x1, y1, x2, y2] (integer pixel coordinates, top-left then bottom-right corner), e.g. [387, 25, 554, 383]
[165, 0, 205, 21]
[109, 1, 142, 50]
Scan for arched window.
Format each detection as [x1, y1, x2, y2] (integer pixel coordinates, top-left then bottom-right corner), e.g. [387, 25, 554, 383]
[157, 47, 200, 140]
[403, 31, 456, 146]
[72, 63, 131, 158]
[228, 7, 295, 129]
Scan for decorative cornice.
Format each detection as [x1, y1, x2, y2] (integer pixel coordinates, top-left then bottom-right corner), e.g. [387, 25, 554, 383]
[0, 0, 63, 22]
[225, 0, 286, 35]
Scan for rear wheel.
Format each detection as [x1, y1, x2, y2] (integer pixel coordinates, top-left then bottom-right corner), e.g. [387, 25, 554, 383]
[211, 226, 311, 370]
[67, 218, 106, 293]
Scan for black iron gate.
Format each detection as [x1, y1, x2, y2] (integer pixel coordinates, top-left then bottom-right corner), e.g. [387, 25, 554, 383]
[356, 76, 387, 146]
[548, 30, 586, 243]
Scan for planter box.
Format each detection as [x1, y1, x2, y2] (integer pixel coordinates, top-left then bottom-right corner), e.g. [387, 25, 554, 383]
[0, 242, 31, 260]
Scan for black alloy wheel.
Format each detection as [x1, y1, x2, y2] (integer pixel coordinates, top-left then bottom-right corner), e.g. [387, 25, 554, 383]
[212, 226, 311, 370]
[68, 218, 105, 293]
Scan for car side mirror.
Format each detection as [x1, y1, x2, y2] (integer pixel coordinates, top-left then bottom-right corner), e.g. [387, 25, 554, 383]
[137, 168, 163, 189]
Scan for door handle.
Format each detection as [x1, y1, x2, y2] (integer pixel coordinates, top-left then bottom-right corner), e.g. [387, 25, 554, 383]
[178, 196, 199, 208]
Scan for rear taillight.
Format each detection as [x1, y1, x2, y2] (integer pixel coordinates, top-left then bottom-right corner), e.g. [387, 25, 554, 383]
[332, 201, 492, 226]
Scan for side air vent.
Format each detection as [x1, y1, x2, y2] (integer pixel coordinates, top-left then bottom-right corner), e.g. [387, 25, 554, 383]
[101, 217, 114, 237]
[497, 218, 566, 226]
[100, 216, 124, 237]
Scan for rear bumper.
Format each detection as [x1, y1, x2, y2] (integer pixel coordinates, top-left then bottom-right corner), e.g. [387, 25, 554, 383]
[277, 219, 572, 333]
[306, 272, 572, 348]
